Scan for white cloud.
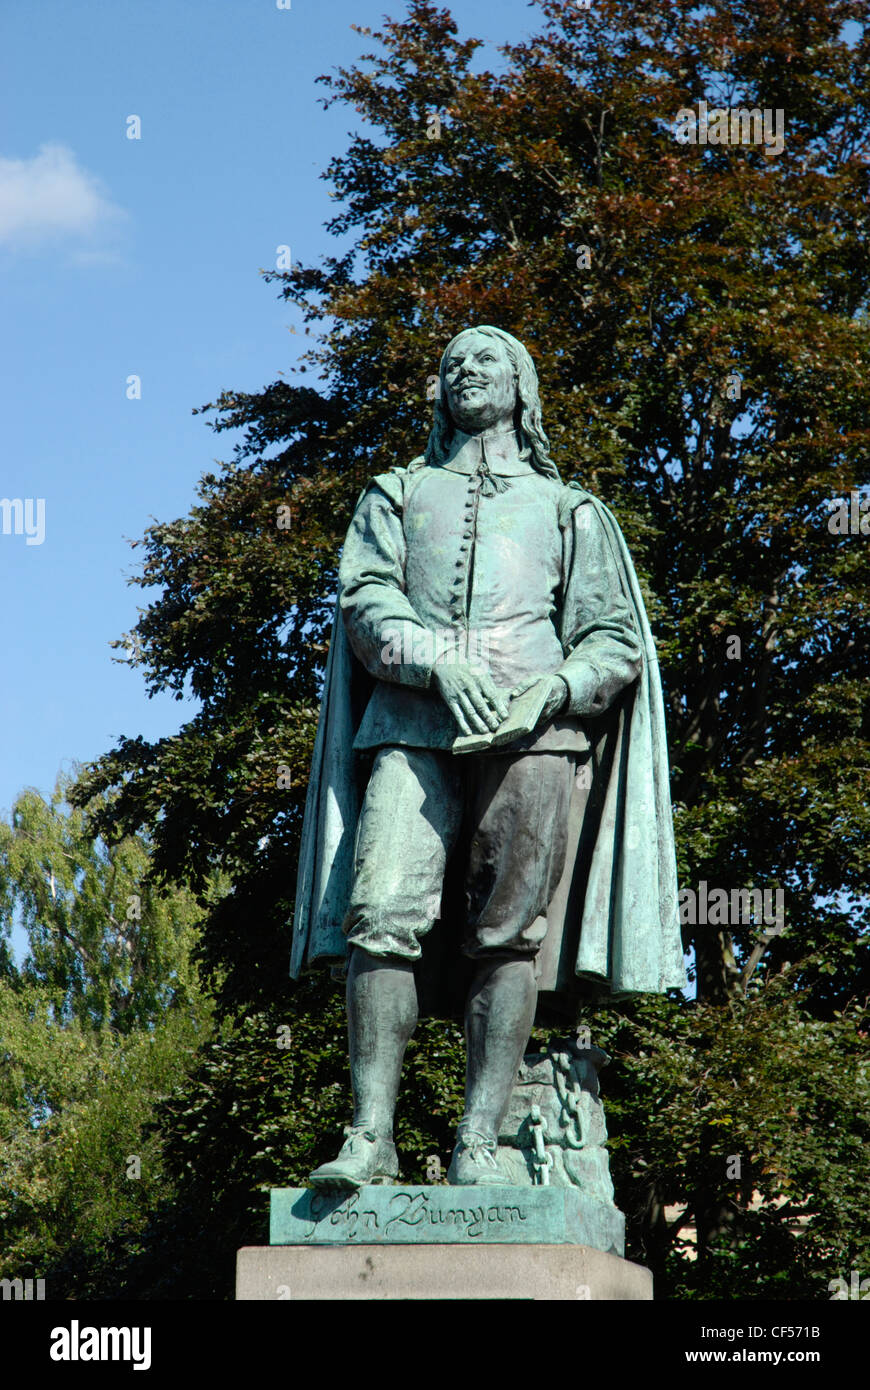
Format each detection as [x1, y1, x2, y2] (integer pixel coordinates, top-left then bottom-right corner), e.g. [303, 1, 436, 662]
[0, 143, 125, 250]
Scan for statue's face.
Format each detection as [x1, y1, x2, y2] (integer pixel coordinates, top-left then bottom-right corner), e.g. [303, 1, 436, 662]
[443, 331, 517, 433]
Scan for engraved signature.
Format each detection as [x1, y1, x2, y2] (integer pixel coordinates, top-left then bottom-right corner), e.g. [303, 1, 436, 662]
[301, 1188, 528, 1241]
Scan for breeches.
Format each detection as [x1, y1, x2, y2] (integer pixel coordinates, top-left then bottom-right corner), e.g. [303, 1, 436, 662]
[343, 745, 577, 962]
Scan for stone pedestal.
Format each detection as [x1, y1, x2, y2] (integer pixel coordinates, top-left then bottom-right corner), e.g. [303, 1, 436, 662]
[236, 1242, 652, 1300]
[237, 1184, 650, 1300]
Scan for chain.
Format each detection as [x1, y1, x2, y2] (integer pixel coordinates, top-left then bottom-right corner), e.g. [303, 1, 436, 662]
[552, 1047, 586, 1150]
[528, 1104, 555, 1185]
[520, 1042, 595, 1174]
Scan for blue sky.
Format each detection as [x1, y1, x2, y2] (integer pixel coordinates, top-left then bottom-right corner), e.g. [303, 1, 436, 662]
[0, 0, 539, 848]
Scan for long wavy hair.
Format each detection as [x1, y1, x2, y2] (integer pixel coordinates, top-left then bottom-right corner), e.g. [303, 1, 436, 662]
[422, 326, 559, 480]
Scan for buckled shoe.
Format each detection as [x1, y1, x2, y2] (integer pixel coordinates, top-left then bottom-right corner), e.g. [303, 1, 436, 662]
[309, 1124, 399, 1189]
[446, 1124, 504, 1186]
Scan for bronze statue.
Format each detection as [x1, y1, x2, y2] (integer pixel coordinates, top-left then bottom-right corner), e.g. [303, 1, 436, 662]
[291, 326, 685, 1188]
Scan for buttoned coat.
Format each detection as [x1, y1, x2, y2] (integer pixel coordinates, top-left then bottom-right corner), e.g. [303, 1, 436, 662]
[290, 447, 686, 1009]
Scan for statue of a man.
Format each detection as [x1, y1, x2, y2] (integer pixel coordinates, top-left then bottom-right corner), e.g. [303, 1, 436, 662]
[291, 326, 685, 1188]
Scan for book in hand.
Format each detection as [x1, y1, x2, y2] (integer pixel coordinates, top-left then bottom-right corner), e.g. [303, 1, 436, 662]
[451, 678, 551, 754]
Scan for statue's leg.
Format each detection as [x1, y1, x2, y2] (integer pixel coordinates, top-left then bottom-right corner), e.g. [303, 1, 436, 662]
[346, 945, 417, 1137]
[448, 752, 574, 1185]
[306, 948, 416, 1188]
[310, 746, 461, 1188]
[462, 953, 538, 1137]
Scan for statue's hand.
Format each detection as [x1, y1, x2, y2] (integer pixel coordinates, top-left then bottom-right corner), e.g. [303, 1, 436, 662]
[433, 661, 510, 736]
[508, 674, 570, 727]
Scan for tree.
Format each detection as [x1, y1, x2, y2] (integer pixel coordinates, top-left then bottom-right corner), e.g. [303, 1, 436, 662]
[0, 773, 208, 1032]
[0, 776, 215, 1287]
[70, 0, 869, 1295]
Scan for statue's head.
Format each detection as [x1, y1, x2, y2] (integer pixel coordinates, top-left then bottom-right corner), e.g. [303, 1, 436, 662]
[423, 325, 558, 479]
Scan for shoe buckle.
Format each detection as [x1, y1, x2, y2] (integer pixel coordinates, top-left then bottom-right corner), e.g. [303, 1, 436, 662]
[342, 1124, 378, 1150]
[459, 1126, 497, 1163]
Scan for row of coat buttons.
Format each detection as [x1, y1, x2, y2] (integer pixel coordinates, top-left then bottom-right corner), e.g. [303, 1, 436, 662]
[451, 476, 482, 612]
